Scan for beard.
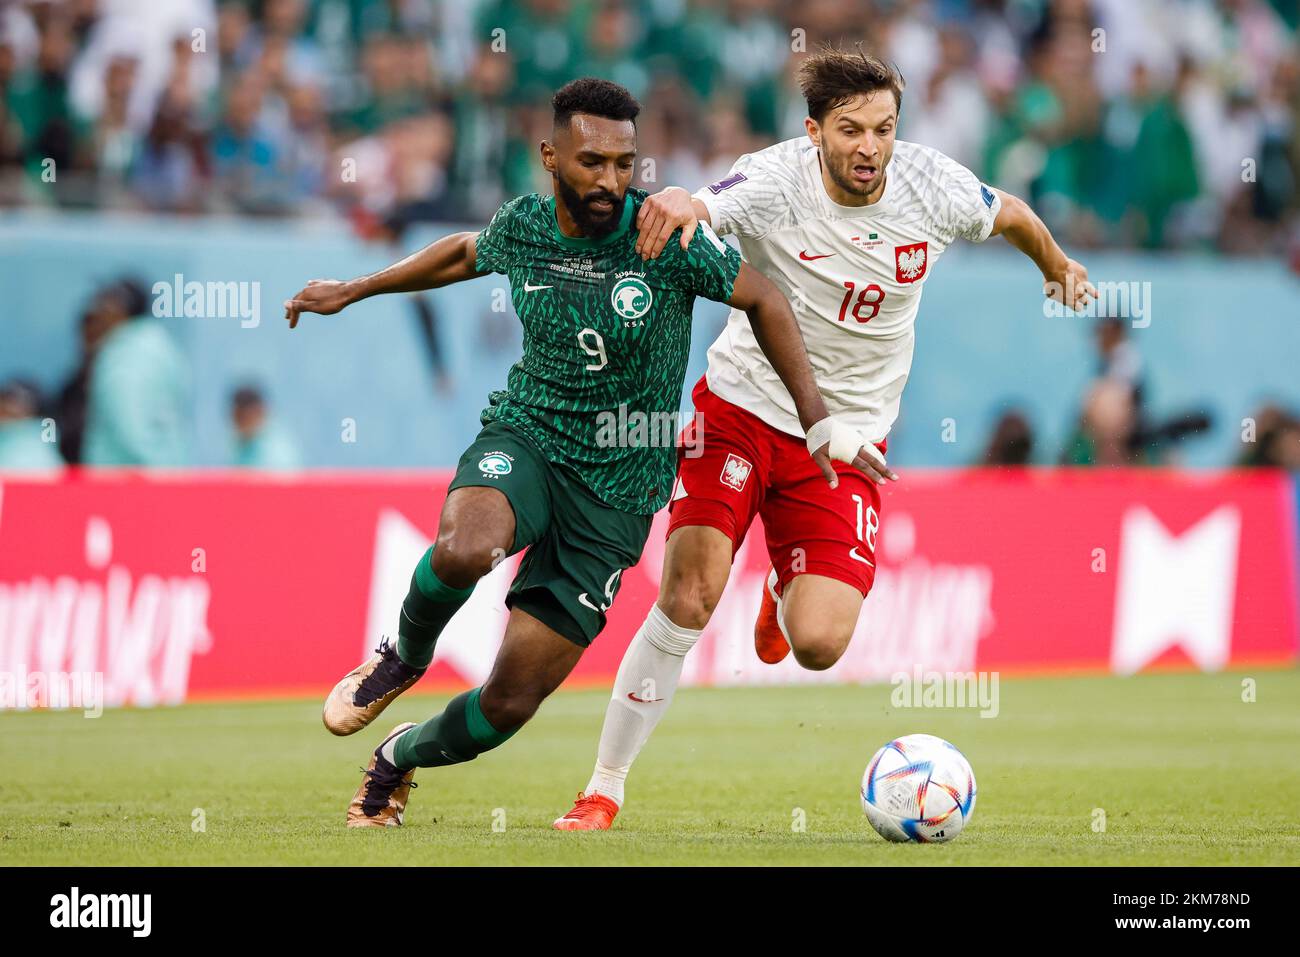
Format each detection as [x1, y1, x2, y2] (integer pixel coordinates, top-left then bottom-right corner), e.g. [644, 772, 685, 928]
[824, 149, 888, 201]
[556, 173, 623, 238]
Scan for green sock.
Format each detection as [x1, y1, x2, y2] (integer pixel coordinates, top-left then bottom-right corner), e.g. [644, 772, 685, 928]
[392, 687, 517, 769]
[396, 546, 476, 668]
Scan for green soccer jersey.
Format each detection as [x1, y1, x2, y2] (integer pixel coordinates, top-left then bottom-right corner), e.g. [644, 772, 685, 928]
[473, 188, 742, 514]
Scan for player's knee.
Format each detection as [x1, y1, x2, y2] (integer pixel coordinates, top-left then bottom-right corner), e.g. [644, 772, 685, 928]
[477, 682, 543, 732]
[791, 638, 846, 671]
[431, 525, 504, 588]
[788, 622, 852, 671]
[658, 575, 723, 631]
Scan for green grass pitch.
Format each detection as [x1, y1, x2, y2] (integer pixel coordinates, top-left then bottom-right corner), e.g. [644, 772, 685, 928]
[2, 669, 1298, 866]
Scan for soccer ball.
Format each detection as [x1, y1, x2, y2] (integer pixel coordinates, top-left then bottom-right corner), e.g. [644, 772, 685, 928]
[861, 733, 976, 843]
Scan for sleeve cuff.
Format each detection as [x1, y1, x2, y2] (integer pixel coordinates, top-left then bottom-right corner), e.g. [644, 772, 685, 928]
[972, 191, 1001, 243]
[692, 188, 725, 235]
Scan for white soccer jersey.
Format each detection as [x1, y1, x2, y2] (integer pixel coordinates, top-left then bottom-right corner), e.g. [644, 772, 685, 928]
[694, 137, 1002, 443]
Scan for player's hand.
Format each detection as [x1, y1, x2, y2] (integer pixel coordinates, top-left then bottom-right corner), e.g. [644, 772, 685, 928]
[1042, 258, 1096, 312]
[811, 445, 840, 488]
[635, 186, 697, 261]
[850, 444, 898, 485]
[284, 279, 356, 329]
[812, 441, 898, 487]
[808, 417, 898, 487]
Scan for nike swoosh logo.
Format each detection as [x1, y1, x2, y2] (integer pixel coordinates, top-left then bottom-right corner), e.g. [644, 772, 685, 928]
[627, 692, 665, 704]
[523, 282, 553, 292]
[850, 547, 875, 567]
[799, 250, 834, 261]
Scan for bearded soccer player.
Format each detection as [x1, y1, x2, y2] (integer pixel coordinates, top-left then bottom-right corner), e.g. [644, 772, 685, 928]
[554, 50, 1097, 830]
[283, 78, 851, 827]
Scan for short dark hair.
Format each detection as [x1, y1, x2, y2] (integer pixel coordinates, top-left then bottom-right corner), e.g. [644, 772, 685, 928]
[96, 276, 150, 318]
[552, 77, 640, 128]
[231, 385, 265, 411]
[797, 46, 905, 122]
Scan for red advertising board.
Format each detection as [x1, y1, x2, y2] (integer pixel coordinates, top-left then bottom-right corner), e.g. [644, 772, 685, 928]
[0, 469, 1295, 709]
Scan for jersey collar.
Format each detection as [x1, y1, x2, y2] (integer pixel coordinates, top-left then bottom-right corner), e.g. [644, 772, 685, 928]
[547, 193, 634, 248]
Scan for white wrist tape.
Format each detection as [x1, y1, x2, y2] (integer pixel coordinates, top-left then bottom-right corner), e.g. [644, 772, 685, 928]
[806, 417, 880, 466]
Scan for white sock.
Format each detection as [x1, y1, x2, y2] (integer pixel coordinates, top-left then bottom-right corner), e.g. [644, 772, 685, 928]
[769, 566, 793, 650]
[379, 728, 406, 766]
[585, 604, 702, 806]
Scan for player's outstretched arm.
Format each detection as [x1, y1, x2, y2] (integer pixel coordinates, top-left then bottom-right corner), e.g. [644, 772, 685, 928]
[284, 231, 483, 328]
[989, 189, 1097, 312]
[728, 263, 897, 487]
[635, 186, 710, 260]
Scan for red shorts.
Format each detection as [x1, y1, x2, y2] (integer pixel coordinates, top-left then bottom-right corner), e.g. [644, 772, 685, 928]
[667, 377, 884, 596]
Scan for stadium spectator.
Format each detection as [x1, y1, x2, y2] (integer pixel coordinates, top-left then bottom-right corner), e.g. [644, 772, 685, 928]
[1127, 58, 1201, 249]
[130, 78, 207, 212]
[1062, 378, 1143, 466]
[339, 33, 428, 138]
[1063, 376, 1212, 467]
[0, 377, 62, 471]
[475, 0, 583, 104]
[1093, 316, 1145, 406]
[1265, 418, 1300, 470]
[1237, 404, 1300, 469]
[584, 0, 649, 102]
[901, 24, 990, 172]
[212, 70, 287, 213]
[447, 40, 528, 222]
[982, 409, 1037, 465]
[230, 384, 301, 471]
[82, 277, 192, 467]
[52, 293, 119, 464]
[5, 2, 81, 201]
[280, 80, 329, 207]
[68, 0, 219, 139]
[82, 50, 142, 204]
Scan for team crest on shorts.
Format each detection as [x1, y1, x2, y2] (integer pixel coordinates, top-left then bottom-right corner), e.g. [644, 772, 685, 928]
[477, 451, 513, 476]
[719, 453, 753, 491]
[895, 241, 928, 283]
[611, 276, 652, 320]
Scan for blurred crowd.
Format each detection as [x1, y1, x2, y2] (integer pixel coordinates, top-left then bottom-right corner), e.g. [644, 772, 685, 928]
[0, 275, 301, 470]
[3, 0, 1298, 473]
[980, 316, 1300, 468]
[2, 0, 1299, 253]
[0, 269, 461, 470]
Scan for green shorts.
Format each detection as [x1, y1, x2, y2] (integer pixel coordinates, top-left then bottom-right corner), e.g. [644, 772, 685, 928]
[448, 420, 653, 647]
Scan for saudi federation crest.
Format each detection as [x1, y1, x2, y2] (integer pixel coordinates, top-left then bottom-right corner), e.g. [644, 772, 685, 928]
[611, 276, 652, 320]
[478, 451, 513, 476]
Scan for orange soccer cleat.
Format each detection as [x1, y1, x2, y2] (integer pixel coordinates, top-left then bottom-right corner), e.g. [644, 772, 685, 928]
[552, 792, 620, 831]
[754, 566, 791, 664]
